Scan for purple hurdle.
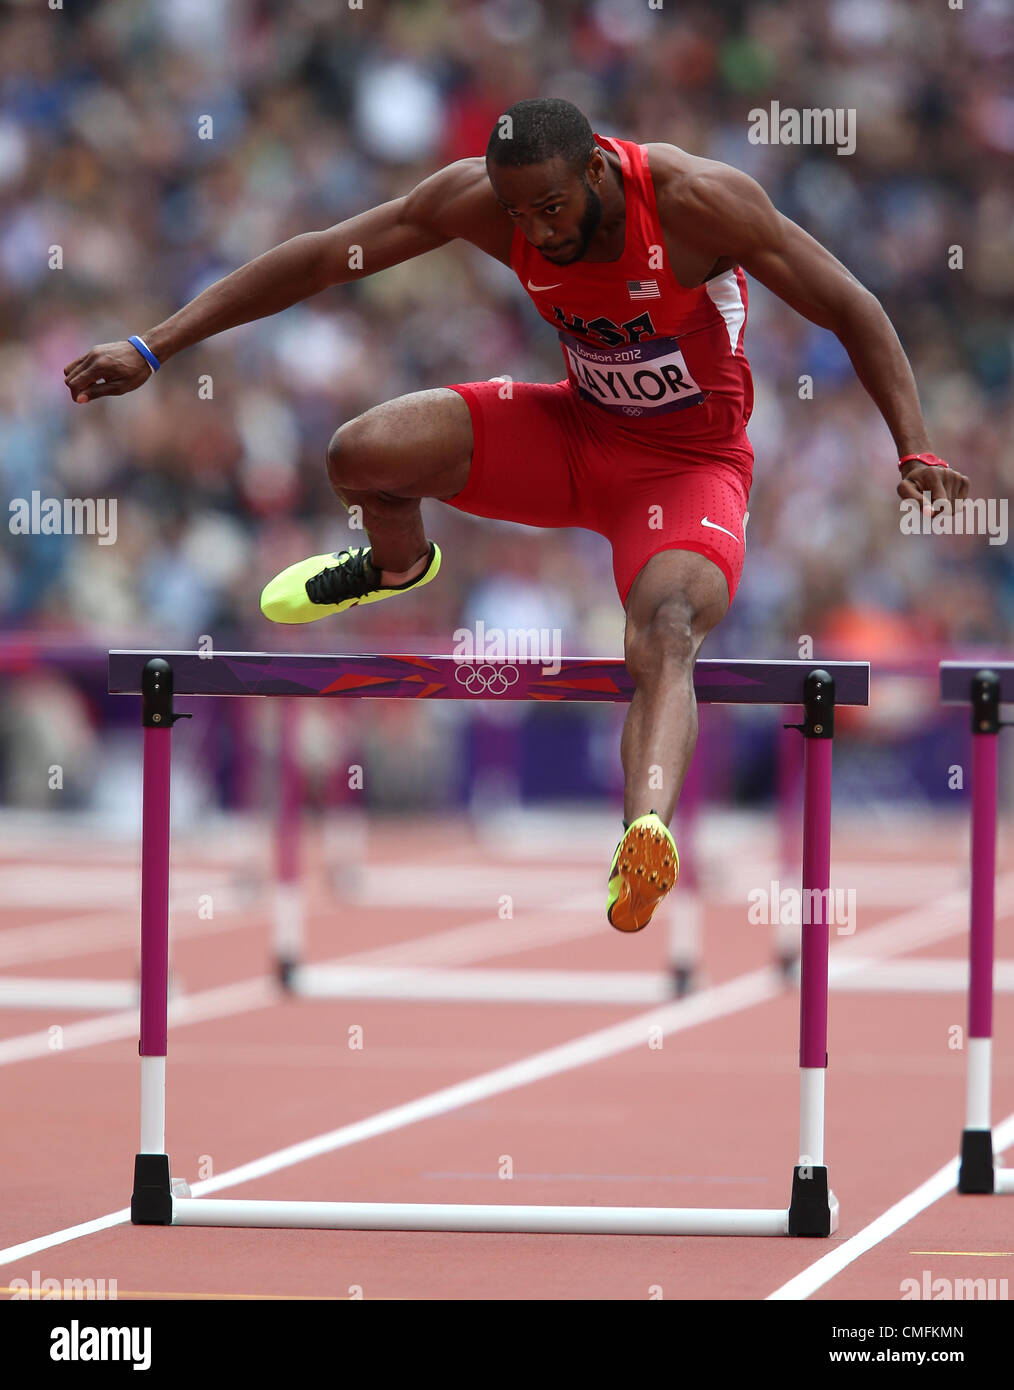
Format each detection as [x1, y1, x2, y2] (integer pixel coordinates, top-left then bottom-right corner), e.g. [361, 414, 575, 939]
[131, 658, 190, 1224]
[111, 650, 868, 1237]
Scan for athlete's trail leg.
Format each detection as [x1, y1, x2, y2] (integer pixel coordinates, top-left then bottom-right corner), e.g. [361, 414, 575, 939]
[621, 550, 730, 825]
[325, 389, 473, 581]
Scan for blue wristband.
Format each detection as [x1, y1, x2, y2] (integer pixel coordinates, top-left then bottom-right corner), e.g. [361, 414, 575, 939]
[128, 335, 161, 373]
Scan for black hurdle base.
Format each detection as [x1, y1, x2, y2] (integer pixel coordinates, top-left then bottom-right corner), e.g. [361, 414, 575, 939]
[671, 965, 695, 998]
[776, 950, 800, 982]
[957, 1128, 996, 1194]
[131, 1152, 173, 1225]
[787, 1164, 834, 1236]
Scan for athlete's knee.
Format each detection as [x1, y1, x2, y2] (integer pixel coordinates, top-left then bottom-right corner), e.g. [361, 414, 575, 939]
[326, 390, 471, 496]
[625, 596, 697, 682]
[326, 411, 394, 492]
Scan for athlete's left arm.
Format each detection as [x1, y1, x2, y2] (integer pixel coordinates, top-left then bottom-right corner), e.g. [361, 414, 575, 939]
[664, 162, 969, 504]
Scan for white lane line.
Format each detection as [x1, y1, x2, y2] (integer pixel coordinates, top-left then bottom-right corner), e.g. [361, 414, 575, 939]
[4, 872, 1010, 1059]
[0, 1210, 132, 1268]
[767, 1110, 1014, 1301]
[0, 890, 250, 968]
[0, 865, 144, 908]
[323, 896, 604, 970]
[0, 903, 597, 1049]
[0, 865, 249, 911]
[0, 911, 127, 967]
[319, 871, 1014, 974]
[0, 965, 782, 1268]
[0, 979, 275, 1066]
[349, 864, 598, 908]
[0, 893, 603, 1028]
[0, 912, 588, 1059]
[277, 874, 1014, 997]
[189, 968, 780, 1196]
[0, 865, 598, 973]
[352, 860, 973, 909]
[3, 880, 1010, 1268]
[831, 873, 1014, 962]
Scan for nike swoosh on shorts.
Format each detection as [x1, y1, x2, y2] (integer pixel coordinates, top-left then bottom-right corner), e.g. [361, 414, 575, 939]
[700, 516, 742, 543]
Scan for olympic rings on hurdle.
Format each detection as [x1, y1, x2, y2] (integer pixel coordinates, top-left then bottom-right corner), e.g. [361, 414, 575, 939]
[453, 663, 522, 695]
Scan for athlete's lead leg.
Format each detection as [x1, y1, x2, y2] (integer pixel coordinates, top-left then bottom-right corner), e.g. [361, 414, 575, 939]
[326, 389, 473, 579]
[261, 388, 473, 622]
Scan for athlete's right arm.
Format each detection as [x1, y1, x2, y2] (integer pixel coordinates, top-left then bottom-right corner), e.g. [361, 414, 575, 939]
[315, 158, 510, 283]
[64, 160, 502, 404]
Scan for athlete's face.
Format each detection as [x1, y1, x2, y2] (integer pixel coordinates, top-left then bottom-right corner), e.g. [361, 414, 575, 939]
[489, 156, 603, 264]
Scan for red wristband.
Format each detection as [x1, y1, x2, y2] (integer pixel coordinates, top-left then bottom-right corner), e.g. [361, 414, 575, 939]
[899, 451, 948, 472]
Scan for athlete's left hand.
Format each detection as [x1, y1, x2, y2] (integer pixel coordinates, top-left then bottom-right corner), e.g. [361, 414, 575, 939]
[897, 459, 970, 509]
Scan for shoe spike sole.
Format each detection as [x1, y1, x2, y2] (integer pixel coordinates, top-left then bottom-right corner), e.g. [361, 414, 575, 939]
[608, 824, 678, 934]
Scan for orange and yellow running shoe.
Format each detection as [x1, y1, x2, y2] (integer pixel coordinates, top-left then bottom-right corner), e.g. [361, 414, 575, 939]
[606, 811, 679, 933]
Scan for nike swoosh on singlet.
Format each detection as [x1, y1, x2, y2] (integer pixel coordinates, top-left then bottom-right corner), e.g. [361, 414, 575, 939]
[527, 280, 564, 292]
[700, 517, 741, 542]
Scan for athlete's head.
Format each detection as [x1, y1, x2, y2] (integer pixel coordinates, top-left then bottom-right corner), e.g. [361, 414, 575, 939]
[486, 98, 605, 265]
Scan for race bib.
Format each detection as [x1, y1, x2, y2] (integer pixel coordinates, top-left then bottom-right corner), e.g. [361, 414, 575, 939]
[560, 331, 707, 417]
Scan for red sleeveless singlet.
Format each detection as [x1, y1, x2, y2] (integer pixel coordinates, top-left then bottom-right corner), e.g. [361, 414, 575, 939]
[508, 135, 753, 443]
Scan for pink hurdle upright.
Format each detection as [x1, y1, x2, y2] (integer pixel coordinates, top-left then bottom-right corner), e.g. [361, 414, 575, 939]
[111, 650, 868, 1237]
[941, 664, 1014, 1196]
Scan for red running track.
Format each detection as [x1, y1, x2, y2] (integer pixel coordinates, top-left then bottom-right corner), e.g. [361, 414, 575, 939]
[0, 809, 1011, 1301]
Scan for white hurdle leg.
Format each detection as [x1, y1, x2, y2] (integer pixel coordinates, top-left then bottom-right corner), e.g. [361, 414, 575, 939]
[273, 699, 305, 987]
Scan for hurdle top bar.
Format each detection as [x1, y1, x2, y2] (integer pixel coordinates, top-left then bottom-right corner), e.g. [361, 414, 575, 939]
[108, 651, 870, 706]
[940, 663, 1014, 704]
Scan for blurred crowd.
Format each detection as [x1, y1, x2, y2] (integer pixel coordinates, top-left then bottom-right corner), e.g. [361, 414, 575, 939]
[1, 0, 1012, 807]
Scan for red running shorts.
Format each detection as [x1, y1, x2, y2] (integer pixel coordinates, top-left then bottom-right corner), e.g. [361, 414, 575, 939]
[444, 379, 753, 607]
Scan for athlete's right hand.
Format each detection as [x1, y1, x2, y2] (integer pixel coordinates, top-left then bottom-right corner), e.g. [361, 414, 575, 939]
[64, 340, 155, 404]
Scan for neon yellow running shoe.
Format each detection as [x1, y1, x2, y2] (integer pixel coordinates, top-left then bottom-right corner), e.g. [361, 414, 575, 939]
[260, 542, 441, 623]
[607, 811, 679, 933]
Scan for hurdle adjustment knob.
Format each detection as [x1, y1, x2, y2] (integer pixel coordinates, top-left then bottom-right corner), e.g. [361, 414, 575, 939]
[141, 657, 192, 729]
[970, 670, 1001, 736]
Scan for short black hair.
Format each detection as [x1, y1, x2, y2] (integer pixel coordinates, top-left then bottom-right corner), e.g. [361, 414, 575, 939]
[486, 98, 596, 174]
